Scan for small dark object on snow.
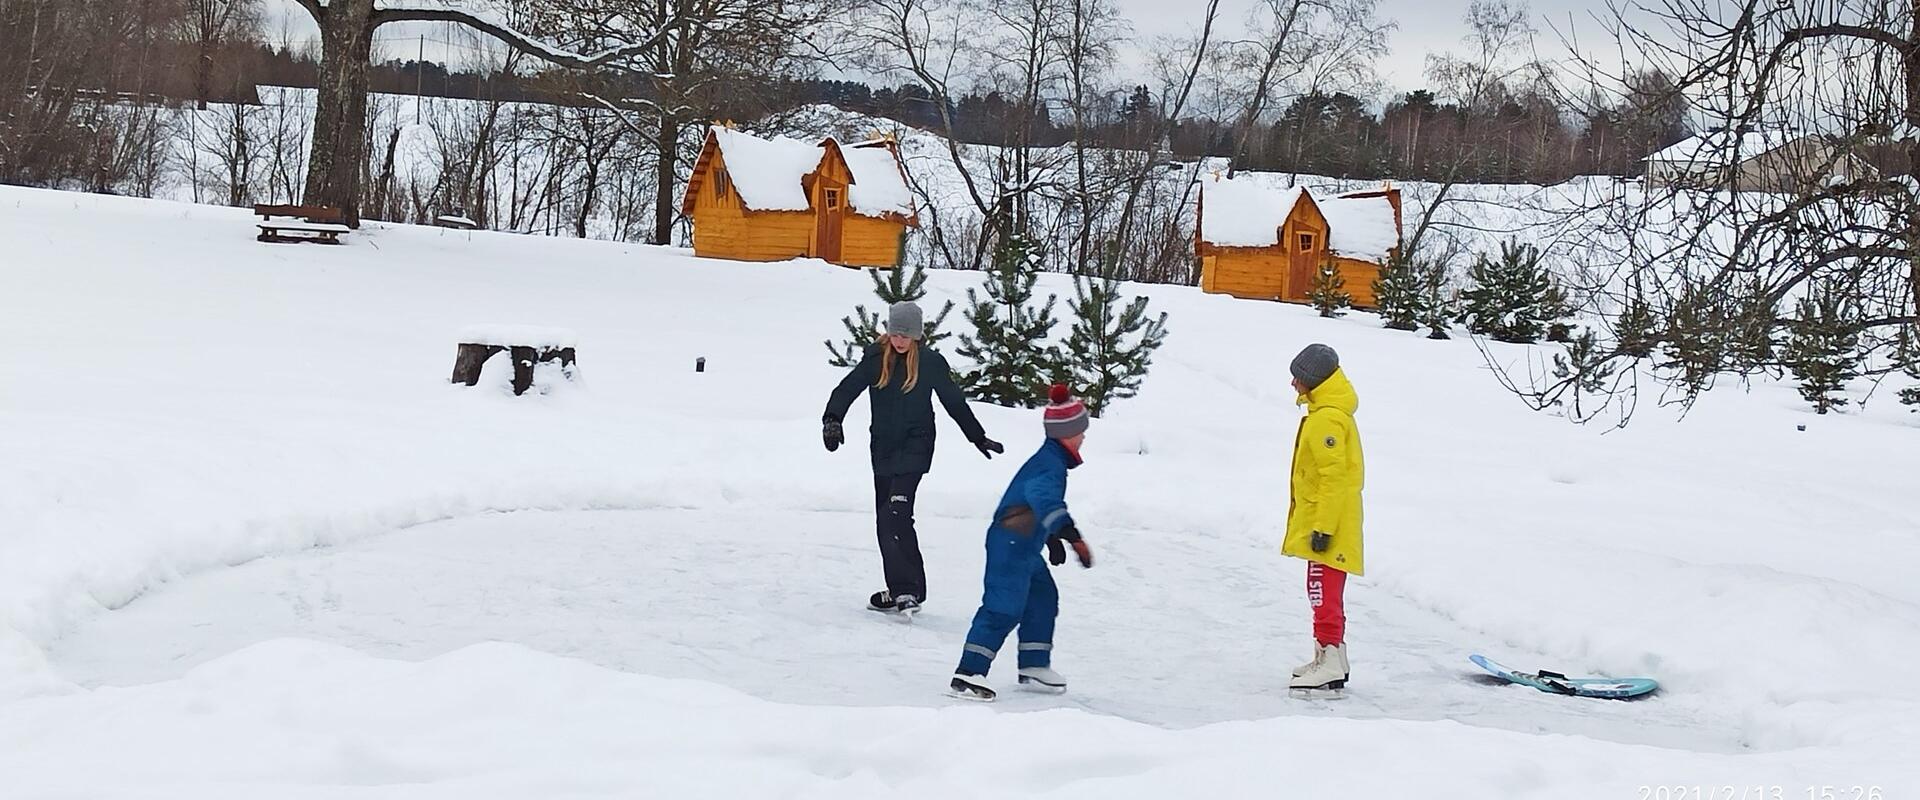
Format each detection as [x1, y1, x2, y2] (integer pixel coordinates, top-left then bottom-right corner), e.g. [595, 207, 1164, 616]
[1796, 424, 1806, 431]
[696, 357, 707, 373]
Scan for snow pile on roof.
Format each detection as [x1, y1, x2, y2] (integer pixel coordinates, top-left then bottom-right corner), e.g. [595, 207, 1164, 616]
[711, 127, 823, 212]
[1198, 176, 1305, 247]
[1319, 194, 1400, 261]
[1643, 130, 1804, 166]
[840, 144, 916, 219]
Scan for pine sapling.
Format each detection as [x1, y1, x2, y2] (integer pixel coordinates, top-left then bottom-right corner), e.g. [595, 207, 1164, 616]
[1371, 251, 1426, 331]
[1065, 257, 1170, 417]
[1551, 327, 1618, 419]
[1419, 259, 1455, 340]
[956, 231, 1064, 407]
[1615, 286, 1657, 358]
[1899, 327, 1920, 411]
[1459, 239, 1559, 344]
[1310, 260, 1352, 318]
[824, 261, 956, 367]
[1782, 288, 1862, 415]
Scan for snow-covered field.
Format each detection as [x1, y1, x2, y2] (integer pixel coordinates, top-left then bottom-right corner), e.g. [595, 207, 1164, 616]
[1, 185, 1916, 797]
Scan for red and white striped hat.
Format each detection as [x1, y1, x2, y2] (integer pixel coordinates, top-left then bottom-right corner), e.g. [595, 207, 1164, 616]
[1043, 384, 1089, 439]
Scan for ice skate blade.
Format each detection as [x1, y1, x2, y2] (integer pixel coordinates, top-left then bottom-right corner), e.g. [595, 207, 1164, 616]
[1017, 678, 1067, 695]
[1288, 680, 1348, 699]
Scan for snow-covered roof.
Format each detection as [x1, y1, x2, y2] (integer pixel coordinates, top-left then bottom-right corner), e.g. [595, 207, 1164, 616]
[1197, 176, 1307, 247]
[839, 143, 916, 220]
[1642, 130, 1807, 166]
[1319, 194, 1399, 262]
[1198, 176, 1399, 258]
[710, 127, 822, 212]
[700, 127, 916, 221]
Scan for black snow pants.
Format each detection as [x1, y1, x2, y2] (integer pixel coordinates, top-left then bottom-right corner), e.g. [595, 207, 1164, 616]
[874, 473, 927, 601]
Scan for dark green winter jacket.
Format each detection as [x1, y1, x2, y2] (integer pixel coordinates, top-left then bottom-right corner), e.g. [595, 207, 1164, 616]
[825, 343, 987, 477]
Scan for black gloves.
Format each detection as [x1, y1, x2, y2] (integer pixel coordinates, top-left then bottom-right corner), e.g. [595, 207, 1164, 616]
[975, 437, 1004, 459]
[1048, 522, 1093, 568]
[1311, 531, 1331, 553]
[823, 415, 844, 452]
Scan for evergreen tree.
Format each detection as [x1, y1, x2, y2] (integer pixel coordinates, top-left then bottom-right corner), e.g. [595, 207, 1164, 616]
[824, 262, 957, 367]
[956, 231, 1064, 407]
[1459, 239, 1562, 344]
[1552, 327, 1617, 419]
[1615, 285, 1658, 357]
[1781, 286, 1863, 415]
[1065, 255, 1170, 417]
[1543, 283, 1576, 343]
[1899, 327, 1920, 412]
[1371, 251, 1426, 331]
[1309, 259, 1352, 318]
[1724, 281, 1780, 377]
[1419, 258, 1456, 340]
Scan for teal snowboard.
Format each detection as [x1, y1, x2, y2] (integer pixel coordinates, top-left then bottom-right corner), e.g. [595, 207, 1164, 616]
[1469, 654, 1657, 699]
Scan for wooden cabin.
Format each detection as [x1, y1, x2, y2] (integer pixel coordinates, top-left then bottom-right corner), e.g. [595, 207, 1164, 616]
[1196, 176, 1402, 308]
[681, 127, 919, 268]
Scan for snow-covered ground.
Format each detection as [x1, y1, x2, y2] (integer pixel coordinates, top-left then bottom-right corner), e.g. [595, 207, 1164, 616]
[2, 185, 1916, 796]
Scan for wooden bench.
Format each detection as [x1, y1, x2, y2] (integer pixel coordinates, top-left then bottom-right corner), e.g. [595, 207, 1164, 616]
[254, 204, 350, 245]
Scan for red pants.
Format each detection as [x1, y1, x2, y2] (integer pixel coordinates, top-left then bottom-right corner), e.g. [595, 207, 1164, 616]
[1307, 561, 1347, 646]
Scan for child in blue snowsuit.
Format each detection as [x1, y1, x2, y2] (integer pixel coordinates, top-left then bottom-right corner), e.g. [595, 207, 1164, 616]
[949, 385, 1094, 701]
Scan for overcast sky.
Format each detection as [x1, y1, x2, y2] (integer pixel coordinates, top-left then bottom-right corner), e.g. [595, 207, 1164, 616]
[265, 0, 1620, 97]
[1110, 0, 1612, 92]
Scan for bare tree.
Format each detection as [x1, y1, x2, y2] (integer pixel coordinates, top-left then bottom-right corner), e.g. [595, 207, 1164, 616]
[284, 0, 678, 226]
[857, 0, 1002, 267]
[180, 0, 259, 110]
[526, 0, 838, 246]
[1218, 0, 1392, 178]
[1502, 0, 1918, 423]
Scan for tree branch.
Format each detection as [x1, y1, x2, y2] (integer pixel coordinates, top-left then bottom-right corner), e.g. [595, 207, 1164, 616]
[1777, 23, 1912, 53]
[370, 7, 673, 72]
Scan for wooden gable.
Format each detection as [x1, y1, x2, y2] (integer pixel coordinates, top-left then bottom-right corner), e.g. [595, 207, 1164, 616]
[681, 129, 730, 216]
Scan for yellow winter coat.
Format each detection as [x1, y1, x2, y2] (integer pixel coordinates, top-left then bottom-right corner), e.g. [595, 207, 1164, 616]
[1282, 367, 1365, 576]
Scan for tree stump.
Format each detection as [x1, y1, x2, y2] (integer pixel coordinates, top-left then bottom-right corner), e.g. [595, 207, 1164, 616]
[450, 326, 579, 396]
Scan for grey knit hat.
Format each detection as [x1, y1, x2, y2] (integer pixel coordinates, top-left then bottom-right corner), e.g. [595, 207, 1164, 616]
[886, 301, 924, 340]
[1290, 343, 1339, 390]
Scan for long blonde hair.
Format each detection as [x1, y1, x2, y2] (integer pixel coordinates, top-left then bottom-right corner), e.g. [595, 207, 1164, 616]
[875, 338, 921, 392]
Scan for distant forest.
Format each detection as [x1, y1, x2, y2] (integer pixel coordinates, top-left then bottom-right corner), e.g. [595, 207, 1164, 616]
[76, 40, 1702, 187]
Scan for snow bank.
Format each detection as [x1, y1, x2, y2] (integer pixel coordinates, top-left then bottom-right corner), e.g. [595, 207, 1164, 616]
[1, 639, 1903, 799]
[1198, 176, 1304, 247]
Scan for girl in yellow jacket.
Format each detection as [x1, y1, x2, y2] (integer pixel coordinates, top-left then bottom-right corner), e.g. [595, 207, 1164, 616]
[1284, 344, 1364, 691]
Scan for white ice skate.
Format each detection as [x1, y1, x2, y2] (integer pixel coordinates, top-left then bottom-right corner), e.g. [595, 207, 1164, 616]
[1017, 666, 1067, 694]
[1291, 644, 1324, 677]
[1289, 644, 1349, 696]
[948, 673, 996, 702]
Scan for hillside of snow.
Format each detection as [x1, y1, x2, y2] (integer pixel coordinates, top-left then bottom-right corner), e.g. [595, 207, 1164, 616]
[1, 185, 1916, 796]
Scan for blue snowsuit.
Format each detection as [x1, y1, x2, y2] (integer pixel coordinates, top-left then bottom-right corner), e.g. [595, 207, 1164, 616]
[956, 438, 1080, 676]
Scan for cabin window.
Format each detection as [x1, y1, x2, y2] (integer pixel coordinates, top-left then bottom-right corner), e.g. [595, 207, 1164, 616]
[1297, 232, 1316, 251]
[714, 167, 733, 201]
[824, 188, 842, 209]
